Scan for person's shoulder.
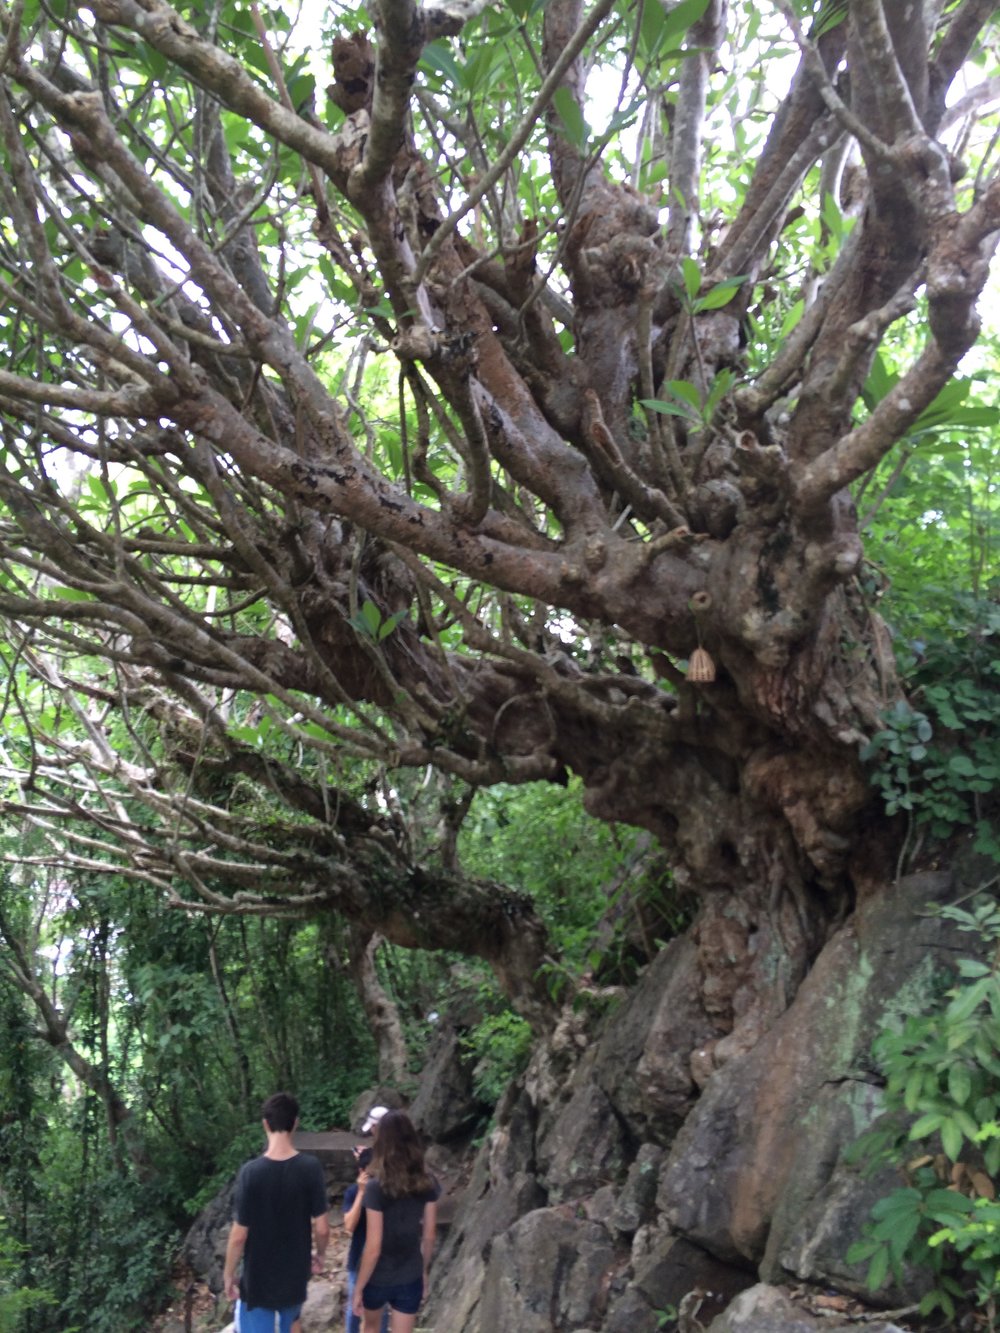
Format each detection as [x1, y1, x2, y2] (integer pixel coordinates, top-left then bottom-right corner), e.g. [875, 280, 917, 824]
[294, 1150, 324, 1170]
[237, 1153, 266, 1180]
[363, 1176, 386, 1208]
[280, 1150, 323, 1181]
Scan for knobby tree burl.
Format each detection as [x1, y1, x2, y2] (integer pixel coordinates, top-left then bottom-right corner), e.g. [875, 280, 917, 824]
[0, 0, 997, 1064]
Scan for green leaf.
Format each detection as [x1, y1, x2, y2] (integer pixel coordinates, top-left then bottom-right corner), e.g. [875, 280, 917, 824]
[779, 298, 804, 338]
[948, 1064, 972, 1106]
[680, 257, 701, 302]
[87, 473, 117, 504]
[867, 1244, 890, 1291]
[665, 379, 702, 408]
[924, 1187, 974, 1219]
[946, 977, 991, 1023]
[420, 41, 463, 86]
[639, 398, 699, 420]
[693, 276, 747, 312]
[846, 1238, 880, 1264]
[863, 351, 899, 407]
[377, 610, 405, 642]
[909, 1111, 945, 1140]
[812, 0, 848, 38]
[940, 1116, 963, 1161]
[552, 86, 589, 150]
[903, 1068, 926, 1111]
[660, 0, 712, 45]
[888, 1209, 921, 1260]
[52, 586, 94, 602]
[872, 1188, 922, 1220]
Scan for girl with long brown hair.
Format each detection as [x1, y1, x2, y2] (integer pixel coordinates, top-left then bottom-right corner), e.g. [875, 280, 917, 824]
[350, 1110, 440, 1333]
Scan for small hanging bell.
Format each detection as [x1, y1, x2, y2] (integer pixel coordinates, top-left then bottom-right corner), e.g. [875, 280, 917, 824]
[687, 647, 716, 683]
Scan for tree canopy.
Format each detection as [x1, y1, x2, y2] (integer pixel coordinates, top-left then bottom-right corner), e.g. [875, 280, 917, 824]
[1, 0, 999, 1029]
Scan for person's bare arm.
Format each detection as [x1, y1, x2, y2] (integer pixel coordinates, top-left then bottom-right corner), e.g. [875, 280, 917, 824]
[311, 1211, 330, 1273]
[343, 1172, 368, 1234]
[351, 1208, 383, 1316]
[421, 1200, 437, 1285]
[222, 1222, 248, 1301]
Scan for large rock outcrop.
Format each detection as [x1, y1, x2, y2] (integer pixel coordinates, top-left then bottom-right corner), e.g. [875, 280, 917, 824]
[423, 870, 974, 1331]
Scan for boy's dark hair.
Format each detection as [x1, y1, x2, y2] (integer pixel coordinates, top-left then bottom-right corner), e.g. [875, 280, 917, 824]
[261, 1091, 299, 1133]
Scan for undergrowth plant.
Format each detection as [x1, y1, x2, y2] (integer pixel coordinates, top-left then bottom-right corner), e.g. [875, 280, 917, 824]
[861, 597, 1000, 867]
[462, 1009, 534, 1106]
[847, 897, 1000, 1324]
[0, 1223, 51, 1333]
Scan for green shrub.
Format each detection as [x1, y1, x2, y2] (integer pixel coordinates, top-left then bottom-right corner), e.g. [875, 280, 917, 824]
[462, 1009, 533, 1105]
[862, 596, 1000, 864]
[0, 1221, 52, 1333]
[847, 897, 1000, 1323]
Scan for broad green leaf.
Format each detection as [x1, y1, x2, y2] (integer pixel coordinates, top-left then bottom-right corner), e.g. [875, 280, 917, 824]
[680, 256, 701, 302]
[361, 599, 381, 636]
[52, 586, 94, 602]
[665, 379, 702, 408]
[693, 276, 747, 312]
[940, 1116, 963, 1160]
[660, 0, 713, 45]
[908, 1111, 945, 1139]
[867, 1245, 889, 1291]
[552, 86, 589, 150]
[420, 41, 463, 86]
[639, 398, 699, 420]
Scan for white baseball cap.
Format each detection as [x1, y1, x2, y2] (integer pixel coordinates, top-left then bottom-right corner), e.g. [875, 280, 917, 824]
[361, 1105, 389, 1134]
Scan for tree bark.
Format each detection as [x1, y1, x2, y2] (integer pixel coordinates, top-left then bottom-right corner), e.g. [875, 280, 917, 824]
[344, 928, 411, 1087]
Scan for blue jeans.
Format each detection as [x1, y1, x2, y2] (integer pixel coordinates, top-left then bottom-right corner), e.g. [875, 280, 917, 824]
[346, 1269, 389, 1333]
[235, 1300, 303, 1333]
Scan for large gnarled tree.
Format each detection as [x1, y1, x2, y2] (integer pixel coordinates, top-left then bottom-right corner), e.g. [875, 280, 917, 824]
[0, 0, 998, 1059]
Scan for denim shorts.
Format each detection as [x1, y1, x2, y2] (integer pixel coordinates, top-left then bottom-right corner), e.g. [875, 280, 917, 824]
[361, 1276, 424, 1314]
[235, 1299, 303, 1332]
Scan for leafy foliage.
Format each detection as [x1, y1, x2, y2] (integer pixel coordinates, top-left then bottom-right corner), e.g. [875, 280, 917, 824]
[861, 604, 1000, 864]
[0, 1223, 51, 1333]
[463, 1009, 534, 1106]
[847, 899, 1000, 1322]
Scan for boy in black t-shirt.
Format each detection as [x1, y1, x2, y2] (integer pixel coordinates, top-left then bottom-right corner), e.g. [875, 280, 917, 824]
[223, 1092, 329, 1333]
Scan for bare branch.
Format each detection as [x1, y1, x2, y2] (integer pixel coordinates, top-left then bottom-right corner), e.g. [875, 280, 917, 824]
[414, 0, 618, 283]
[665, 0, 726, 255]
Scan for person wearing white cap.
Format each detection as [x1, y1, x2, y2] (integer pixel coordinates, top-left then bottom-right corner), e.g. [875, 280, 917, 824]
[361, 1105, 389, 1134]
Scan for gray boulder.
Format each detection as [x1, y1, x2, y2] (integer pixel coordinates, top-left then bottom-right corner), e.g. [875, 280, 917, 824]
[477, 1208, 618, 1332]
[409, 1020, 486, 1142]
[659, 873, 970, 1285]
[706, 1283, 909, 1333]
[183, 1180, 235, 1294]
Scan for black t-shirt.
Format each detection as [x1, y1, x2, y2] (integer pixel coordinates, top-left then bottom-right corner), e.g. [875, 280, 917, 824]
[361, 1175, 441, 1286]
[234, 1152, 328, 1310]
